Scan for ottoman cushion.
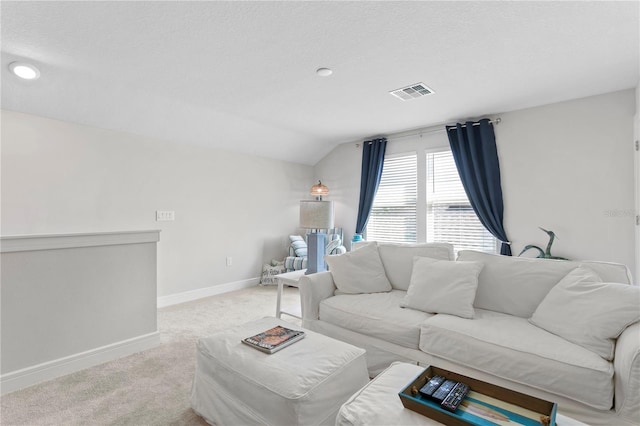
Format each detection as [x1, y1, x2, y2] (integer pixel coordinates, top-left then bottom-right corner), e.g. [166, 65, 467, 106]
[191, 317, 369, 426]
[337, 362, 431, 426]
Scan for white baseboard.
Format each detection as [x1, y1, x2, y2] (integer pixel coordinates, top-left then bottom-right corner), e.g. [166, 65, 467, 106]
[157, 277, 260, 308]
[1, 331, 161, 395]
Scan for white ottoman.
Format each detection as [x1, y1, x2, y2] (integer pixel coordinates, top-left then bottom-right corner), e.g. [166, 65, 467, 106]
[336, 362, 588, 426]
[190, 317, 369, 426]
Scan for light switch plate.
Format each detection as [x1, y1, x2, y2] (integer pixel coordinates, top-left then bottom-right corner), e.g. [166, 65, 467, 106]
[156, 210, 175, 221]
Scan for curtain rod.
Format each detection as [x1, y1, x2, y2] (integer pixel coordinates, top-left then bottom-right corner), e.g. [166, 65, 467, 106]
[380, 117, 502, 142]
[448, 117, 501, 128]
[357, 117, 502, 146]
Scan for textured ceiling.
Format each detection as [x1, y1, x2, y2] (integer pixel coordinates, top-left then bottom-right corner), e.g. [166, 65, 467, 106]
[2, 1, 638, 165]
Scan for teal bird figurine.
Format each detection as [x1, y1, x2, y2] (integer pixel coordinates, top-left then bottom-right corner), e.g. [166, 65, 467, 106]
[518, 227, 568, 260]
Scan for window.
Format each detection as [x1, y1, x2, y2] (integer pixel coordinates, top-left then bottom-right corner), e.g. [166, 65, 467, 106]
[365, 154, 417, 243]
[366, 150, 497, 253]
[426, 151, 497, 253]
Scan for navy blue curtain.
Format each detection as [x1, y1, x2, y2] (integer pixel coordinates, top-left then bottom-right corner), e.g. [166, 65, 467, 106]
[446, 119, 511, 256]
[355, 138, 387, 234]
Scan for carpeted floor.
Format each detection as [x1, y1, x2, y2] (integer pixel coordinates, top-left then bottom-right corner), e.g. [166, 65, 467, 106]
[1, 285, 301, 425]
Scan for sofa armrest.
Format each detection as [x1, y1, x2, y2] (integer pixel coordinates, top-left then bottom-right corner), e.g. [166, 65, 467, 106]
[299, 271, 336, 325]
[614, 321, 640, 418]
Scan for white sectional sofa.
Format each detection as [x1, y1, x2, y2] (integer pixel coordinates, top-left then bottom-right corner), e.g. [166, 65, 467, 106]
[299, 242, 640, 426]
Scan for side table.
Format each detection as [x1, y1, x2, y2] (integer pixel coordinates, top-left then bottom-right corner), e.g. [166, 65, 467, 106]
[275, 269, 306, 319]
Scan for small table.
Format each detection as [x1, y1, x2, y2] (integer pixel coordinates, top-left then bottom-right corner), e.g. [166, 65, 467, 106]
[275, 269, 306, 319]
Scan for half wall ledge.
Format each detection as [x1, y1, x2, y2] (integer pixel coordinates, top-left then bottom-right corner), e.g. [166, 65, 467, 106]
[0, 229, 161, 394]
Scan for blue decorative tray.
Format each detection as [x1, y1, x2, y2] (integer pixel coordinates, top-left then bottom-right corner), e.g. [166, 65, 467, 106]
[399, 365, 557, 426]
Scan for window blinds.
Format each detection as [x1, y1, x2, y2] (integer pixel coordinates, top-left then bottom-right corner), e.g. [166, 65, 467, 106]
[366, 153, 417, 243]
[427, 151, 496, 253]
[366, 150, 496, 253]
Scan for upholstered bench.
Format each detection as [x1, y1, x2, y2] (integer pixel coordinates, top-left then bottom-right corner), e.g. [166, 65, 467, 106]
[336, 362, 587, 426]
[190, 317, 369, 425]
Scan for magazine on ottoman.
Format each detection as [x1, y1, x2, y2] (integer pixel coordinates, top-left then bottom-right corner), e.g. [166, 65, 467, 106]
[242, 325, 305, 354]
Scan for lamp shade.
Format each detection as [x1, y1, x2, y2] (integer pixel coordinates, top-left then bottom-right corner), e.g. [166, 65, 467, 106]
[310, 180, 329, 199]
[300, 200, 334, 229]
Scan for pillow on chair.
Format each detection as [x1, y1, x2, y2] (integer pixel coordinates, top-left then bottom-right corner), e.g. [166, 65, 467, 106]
[325, 237, 343, 255]
[289, 235, 308, 257]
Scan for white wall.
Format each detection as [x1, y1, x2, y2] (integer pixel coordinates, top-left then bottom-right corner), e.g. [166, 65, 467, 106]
[635, 85, 640, 282]
[1, 110, 314, 298]
[315, 90, 636, 277]
[312, 142, 362, 248]
[498, 90, 635, 273]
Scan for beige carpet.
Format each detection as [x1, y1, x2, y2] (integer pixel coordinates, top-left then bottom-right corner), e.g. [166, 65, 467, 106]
[1, 285, 302, 425]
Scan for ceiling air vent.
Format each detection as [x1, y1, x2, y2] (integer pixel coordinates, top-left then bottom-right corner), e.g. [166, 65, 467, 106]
[389, 83, 434, 101]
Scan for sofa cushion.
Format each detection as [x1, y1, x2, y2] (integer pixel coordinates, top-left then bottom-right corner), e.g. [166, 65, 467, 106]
[400, 257, 483, 319]
[320, 290, 432, 349]
[457, 250, 632, 318]
[530, 267, 640, 361]
[324, 243, 392, 294]
[419, 309, 614, 410]
[377, 243, 454, 291]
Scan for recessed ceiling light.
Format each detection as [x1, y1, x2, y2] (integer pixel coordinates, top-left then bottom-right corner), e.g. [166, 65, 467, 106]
[9, 62, 40, 80]
[316, 67, 333, 77]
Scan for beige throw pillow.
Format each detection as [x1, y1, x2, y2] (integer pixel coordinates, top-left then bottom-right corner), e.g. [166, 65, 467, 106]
[529, 267, 640, 360]
[400, 257, 484, 319]
[324, 243, 392, 294]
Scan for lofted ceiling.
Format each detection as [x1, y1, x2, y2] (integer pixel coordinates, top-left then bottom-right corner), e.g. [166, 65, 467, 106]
[1, 1, 638, 165]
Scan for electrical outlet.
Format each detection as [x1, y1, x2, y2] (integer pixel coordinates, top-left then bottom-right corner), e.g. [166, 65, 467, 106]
[156, 211, 175, 221]
[226, 257, 233, 267]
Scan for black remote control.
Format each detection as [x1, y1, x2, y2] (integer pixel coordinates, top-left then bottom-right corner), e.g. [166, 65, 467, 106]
[419, 375, 446, 398]
[431, 379, 457, 402]
[441, 382, 470, 412]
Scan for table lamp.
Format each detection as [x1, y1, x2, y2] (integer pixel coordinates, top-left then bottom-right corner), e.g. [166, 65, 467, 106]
[300, 200, 334, 274]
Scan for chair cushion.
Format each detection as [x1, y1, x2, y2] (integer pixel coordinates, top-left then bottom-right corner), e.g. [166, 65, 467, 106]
[320, 290, 432, 349]
[419, 309, 614, 410]
[284, 256, 307, 271]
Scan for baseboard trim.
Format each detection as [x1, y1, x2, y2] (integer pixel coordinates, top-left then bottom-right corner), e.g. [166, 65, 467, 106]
[0, 331, 161, 395]
[157, 277, 260, 308]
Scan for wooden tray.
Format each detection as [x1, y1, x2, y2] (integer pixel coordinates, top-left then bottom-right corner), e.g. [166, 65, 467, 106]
[399, 365, 557, 426]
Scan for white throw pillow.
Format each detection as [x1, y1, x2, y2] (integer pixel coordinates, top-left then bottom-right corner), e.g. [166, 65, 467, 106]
[400, 257, 484, 319]
[324, 243, 392, 294]
[377, 243, 454, 291]
[529, 267, 640, 360]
